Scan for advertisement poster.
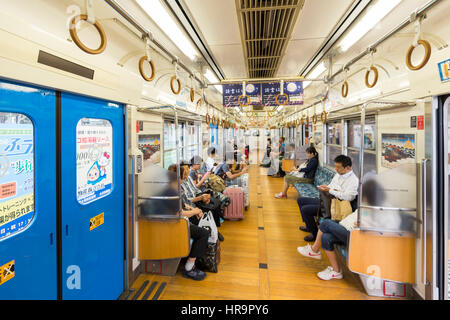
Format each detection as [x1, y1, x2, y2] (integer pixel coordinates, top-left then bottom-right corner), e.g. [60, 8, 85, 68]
[223, 83, 261, 107]
[261, 81, 304, 106]
[76, 118, 113, 205]
[0, 115, 34, 240]
[381, 133, 416, 169]
[313, 131, 322, 149]
[138, 134, 161, 164]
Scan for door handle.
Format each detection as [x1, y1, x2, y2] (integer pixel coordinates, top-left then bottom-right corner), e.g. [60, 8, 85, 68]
[65, 224, 69, 237]
[421, 158, 428, 285]
[50, 232, 54, 246]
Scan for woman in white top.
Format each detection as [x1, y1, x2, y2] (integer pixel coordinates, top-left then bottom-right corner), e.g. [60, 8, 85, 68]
[297, 180, 385, 281]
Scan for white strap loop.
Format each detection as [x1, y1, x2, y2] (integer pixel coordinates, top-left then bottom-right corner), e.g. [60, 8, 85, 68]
[413, 19, 421, 48]
[242, 81, 246, 95]
[174, 58, 179, 78]
[280, 80, 284, 95]
[145, 38, 152, 61]
[86, 0, 96, 24]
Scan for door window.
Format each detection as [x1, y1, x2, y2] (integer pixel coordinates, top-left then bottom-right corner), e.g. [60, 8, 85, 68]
[76, 118, 113, 205]
[0, 112, 34, 240]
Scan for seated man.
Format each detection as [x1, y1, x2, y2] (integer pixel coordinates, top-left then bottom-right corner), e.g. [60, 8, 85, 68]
[214, 157, 248, 181]
[189, 155, 211, 189]
[296, 180, 384, 281]
[205, 147, 218, 172]
[297, 155, 358, 242]
[274, 146, 319, 199]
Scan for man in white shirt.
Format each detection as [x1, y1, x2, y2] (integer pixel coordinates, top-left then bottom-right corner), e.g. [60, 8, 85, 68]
[205, 147, 218, 172]
[297, 155, 359, 242]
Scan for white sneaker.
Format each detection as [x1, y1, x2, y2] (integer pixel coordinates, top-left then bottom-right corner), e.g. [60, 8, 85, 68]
[297, 244, 322, 260]
[274, 192, 287, 199]
[317, 266, 343, 280]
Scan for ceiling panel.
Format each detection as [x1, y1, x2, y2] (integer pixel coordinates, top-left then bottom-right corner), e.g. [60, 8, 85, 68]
[180, 0, 246, 78]
[277, 0, 355, 77]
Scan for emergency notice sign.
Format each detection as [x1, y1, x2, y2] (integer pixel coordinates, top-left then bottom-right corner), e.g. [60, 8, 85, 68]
[76, 118, 113, 205]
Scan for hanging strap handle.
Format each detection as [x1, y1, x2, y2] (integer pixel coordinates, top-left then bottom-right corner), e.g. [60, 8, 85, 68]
[86, 0, 96, 24]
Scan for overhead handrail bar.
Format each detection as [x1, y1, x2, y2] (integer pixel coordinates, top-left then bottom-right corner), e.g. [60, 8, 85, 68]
[104, 0, 218, 87]
[330, 0, 441, 81]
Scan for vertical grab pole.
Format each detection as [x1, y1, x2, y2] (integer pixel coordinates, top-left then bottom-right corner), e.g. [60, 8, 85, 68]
[357, 103, 367, 226]
[172, 105, 182, 216]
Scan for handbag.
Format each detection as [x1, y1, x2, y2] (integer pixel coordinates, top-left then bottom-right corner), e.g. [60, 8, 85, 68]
[330, 198, 353, 222]
[198, 211, 218, 243]
[196, 240, 221, 273]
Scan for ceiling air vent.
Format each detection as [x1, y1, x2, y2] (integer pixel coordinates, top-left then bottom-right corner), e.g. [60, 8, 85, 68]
[235, 0, 305, 78]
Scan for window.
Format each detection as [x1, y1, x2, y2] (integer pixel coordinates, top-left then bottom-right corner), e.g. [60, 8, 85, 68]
[76, 118, 113, 205]
[0, 112, 34, 240]
[346, 118, 377, 177]
[325, 121, 343, 167]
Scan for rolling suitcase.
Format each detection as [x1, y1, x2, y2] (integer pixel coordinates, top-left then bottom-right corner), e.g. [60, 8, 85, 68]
[223, 187, 244, 220]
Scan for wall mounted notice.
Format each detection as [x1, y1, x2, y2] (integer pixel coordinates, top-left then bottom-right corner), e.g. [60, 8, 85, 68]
[76, 118, 113, 205]
[0, 113, 34, 241]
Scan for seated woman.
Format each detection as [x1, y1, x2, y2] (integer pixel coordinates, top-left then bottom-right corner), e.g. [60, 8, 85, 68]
[296, 180, 384, 280]
[169, 164, 225, 241]
[181, 195, 209, 281]
[297, 210, 357, 280]
[274, 146, 319, 199]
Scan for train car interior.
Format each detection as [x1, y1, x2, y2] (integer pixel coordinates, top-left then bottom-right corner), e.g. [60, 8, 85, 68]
[0, 0, 450, 302]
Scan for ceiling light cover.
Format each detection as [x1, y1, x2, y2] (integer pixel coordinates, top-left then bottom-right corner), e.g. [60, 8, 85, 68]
[136, 0, 198, 60]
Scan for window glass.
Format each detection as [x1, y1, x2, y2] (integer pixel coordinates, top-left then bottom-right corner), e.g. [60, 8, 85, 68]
[76, 118, 113, 205]
[348, 118, 376, 150]
[326, 145, 342, 166]
[327, 122, 342, 145]
[0, 113, 34, 240]
[347, 149, 377, 177]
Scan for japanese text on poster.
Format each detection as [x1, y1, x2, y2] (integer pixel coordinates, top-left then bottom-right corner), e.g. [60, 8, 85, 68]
[76, 118, 113, 205]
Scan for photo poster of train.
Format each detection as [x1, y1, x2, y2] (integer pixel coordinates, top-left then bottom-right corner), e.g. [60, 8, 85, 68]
[138, 134, 161, 165]
[381, 133, 416, 169]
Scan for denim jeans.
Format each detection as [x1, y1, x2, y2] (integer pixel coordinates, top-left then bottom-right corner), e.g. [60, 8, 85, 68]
[319, 219, 349, 251]
[297, 197, 319, 237]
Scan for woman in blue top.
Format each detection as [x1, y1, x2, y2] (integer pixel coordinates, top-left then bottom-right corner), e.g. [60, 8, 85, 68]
[274, 146, 319, 199]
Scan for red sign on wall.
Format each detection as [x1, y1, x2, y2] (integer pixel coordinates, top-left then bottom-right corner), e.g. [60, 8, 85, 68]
[417, 115, 424, 130]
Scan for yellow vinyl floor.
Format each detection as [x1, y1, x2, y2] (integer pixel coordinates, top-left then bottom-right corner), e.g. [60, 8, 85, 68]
[129, 152, 396, 300]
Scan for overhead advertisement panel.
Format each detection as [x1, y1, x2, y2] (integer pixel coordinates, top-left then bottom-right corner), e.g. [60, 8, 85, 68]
[222, 81, 303, 107]
[261, 81, 304, 106]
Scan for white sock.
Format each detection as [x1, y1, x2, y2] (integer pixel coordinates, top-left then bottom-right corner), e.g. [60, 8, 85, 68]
[185, 260, 195, 271]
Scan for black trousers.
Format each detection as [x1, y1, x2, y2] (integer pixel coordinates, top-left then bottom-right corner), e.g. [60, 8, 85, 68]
[189, 224, 209, 259]
[297, 197, 319, 237]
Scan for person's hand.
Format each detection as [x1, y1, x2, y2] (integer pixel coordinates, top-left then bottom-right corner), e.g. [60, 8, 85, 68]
[204, 171, 211, 178]
[317, 185, 330, 192]
[196, 210, 203, 219]
[202, 194, 211, 202]
[185, 204, 195, 210]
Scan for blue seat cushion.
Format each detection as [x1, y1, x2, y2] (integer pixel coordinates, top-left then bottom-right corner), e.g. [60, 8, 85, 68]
[294, 183, 319, 198]
[336, 244, 347, 259]
[293, 166, 335, 198]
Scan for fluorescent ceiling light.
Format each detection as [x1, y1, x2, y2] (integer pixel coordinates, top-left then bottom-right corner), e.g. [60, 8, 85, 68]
[303, 62, 326, 89]
[204, 68, 222, 94]
[136, 0, 198, 60]
[339, 0, 401, 52]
